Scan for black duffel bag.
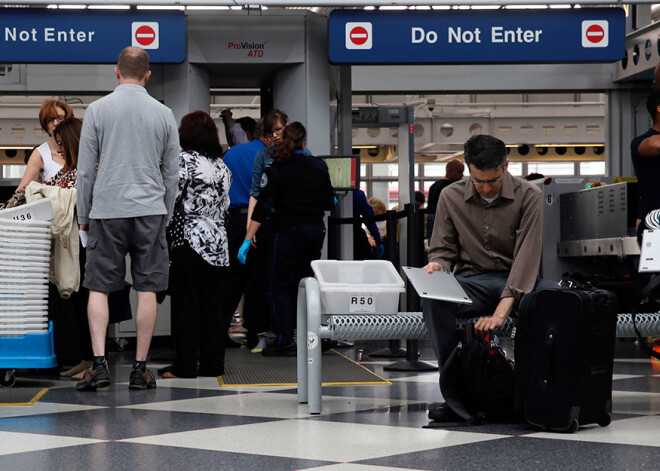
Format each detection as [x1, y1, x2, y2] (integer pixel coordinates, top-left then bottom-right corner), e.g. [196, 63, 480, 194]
[439, 322, 517, 424]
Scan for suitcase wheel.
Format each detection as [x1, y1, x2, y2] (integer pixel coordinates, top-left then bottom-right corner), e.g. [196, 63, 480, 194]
[598, 413, 612, 427]
[0, 369, 16, 388]
[566, 418, 579, 433]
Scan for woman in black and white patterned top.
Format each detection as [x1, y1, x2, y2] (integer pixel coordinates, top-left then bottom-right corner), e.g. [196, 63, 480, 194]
[164, 111, 232, 379]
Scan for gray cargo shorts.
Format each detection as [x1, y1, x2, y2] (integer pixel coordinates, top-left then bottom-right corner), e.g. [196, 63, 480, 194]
[83, 215, 169, 293]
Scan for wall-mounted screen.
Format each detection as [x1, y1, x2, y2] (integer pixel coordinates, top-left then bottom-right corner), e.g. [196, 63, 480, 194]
[319, 155, 360, 190]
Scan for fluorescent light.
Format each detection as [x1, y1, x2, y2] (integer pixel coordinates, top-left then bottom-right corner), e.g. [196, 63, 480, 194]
[58, 4, 87, 8]
[472, 6, 500, 9]
[380, 6, 408, 10]
[549, 4, 572, 8]
[431, 6, 450, 10]
[137, 5, 185, 10]
[88, 5, 131, 9]
[230, 5, 242, 10]
[364, 6, 375, 10]
[0, 146, 35, 150]
[187, 6, 230, 10]
[414, 5, 431, 10]
[506, 5, 548, 9]
[457, 5, 470, 10]
[46, 4, 58, 8]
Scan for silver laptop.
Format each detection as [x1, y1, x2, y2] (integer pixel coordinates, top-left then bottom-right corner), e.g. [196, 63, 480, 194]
[402, 266, 473, 304]
[639, 230, 660, 272]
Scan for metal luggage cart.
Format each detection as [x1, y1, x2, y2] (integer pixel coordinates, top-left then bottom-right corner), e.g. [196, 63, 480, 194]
[0, 200, 56, 388]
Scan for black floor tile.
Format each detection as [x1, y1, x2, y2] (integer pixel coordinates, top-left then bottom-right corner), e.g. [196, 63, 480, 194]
[359, 436, 660, 471]
[0, 407, 277, 440]
[0, 442, 334, 471]
[40, 385, 236, 408]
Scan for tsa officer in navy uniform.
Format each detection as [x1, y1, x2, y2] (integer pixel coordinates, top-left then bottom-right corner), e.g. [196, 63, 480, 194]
[238, 122, 334, 357]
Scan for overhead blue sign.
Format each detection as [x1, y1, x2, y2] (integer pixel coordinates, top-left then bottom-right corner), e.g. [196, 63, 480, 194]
[329, 8, 625, 64]
[0, 9, 185, 63]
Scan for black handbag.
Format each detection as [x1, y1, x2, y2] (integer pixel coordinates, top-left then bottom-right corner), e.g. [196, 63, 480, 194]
[440, 322, 517, 424]
[166, 181, 188, 251]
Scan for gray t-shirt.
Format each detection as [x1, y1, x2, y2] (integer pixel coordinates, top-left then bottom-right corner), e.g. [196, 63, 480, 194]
[77, 84, 179, 225]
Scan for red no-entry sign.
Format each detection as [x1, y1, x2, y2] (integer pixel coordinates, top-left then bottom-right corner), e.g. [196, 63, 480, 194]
[135, 25, 156, 46]
[345, 22, 372, 50]
[585, 24, 605, 44]
[132, 22, 160, 50]
[349, 26, 369, 46]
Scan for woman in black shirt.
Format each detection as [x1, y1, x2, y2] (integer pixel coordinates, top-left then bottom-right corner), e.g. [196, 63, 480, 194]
[239, 122, 334, 356]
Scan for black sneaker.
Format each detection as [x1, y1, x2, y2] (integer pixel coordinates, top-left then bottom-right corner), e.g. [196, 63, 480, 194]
[76, 361, 111, 391]
[129, 367, 157, 390]
[261, 342, 297, 357]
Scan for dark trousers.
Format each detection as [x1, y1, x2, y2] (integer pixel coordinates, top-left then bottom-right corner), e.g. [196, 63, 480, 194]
[269, 224, 326, 346]
[422, 272, 556, 369]
[49, 241, 92, 366]
[170, 244, 227, 377]
[221, 211, 271, 343]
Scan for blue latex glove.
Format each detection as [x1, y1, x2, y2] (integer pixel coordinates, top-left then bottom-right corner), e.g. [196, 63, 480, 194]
[376, 244, 385, 259]
[333, 196, 338, 205]
[238, 239, 251, 265]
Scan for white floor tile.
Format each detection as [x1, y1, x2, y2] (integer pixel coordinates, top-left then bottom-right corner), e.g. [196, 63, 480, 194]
[614, 358, 656, 364]
[612, 390, 660, 415]
[0, 402, 105, 419]
[272, 464, 421, 471]
[612, 374, 644, 381]
[0, 431, 105, 456]
[390, 373, 440, 384]
[527, 416, 660, 447]
[118, 392, 419, 419]
[122, 419, 507, 462]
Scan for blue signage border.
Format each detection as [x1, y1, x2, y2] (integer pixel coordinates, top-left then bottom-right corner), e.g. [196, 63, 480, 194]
[0, 9, 185, 64]
[329, 8, 625, 65]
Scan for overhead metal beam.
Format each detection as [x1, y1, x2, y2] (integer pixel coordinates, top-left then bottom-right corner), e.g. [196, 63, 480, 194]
[8, 1, 653, 6]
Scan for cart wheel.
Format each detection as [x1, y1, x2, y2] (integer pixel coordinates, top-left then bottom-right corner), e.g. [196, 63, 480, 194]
[0, 369, 16, 388]
[598, 413, 612, 427]
[566, 418, 579, 433]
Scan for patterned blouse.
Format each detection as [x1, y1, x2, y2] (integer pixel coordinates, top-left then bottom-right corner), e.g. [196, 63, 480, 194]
[170, 150, 232, 267]
[46, 168, 77, 189]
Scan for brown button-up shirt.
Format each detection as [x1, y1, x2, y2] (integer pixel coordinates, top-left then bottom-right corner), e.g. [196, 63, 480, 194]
[428, 172, 543, 301]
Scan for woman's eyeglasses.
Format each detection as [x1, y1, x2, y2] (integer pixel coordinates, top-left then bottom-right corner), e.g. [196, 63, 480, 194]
[46, 115, 66, 125]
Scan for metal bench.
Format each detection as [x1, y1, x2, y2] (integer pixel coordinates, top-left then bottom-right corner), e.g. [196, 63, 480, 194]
[296, 276, 660, 414]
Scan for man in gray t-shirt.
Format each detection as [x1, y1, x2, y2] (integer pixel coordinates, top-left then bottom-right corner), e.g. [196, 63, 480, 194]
[76, 47, 179, 392]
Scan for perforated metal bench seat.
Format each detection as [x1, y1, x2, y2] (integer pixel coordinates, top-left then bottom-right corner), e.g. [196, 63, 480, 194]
[325, 312, 660, 340]
[296, 277, 660, 414]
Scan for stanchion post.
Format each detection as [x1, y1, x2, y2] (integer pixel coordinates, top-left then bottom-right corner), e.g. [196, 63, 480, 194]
[384, 203, 437, 372]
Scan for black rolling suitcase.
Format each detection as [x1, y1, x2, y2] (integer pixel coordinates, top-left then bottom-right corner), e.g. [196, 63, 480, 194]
[514, 287, 618, 433]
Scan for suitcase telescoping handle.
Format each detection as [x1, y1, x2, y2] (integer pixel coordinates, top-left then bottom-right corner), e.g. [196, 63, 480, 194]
[540, 328, 556, 390]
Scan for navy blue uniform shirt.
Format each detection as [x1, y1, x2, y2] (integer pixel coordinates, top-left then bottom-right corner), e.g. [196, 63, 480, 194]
[631, 128, 660, 218]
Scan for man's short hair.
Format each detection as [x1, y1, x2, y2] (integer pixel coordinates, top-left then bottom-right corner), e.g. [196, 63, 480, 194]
[464, 135, 507, 170]
[253, 119, 265, 139]
[236, 116, 257, 137]
[445, 158, 465, 179]
[117, 47, 150, 80]
[647, 90, 660, 120]
[415, 190, 426, 207]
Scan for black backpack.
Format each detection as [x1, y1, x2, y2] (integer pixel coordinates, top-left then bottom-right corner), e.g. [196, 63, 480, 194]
[439, 323, 517, 424]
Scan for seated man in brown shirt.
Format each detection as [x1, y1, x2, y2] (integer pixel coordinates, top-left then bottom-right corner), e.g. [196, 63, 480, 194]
[423, 134, 554, 422]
